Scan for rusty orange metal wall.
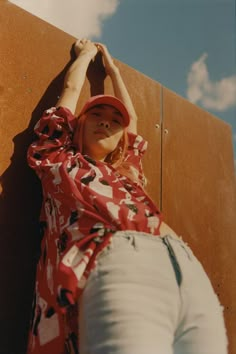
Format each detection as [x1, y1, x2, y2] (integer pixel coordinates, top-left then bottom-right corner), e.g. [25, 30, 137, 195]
[0, 4, 76, 353]
[161, 88, 236, 353]
[1, 2, 235, 353]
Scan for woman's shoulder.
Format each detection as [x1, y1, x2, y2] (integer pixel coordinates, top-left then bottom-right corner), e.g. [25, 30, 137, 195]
[34, 106, 78, 133]
[127, 132, 148, 153]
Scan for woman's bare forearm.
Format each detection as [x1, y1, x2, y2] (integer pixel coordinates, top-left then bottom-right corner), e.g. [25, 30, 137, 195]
[56, 39, 97, 114]
[109, 67, 138, 133]
[97, 43, 138, 133]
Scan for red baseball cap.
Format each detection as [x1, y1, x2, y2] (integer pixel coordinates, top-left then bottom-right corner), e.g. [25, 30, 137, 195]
[78, 95, 130, 127]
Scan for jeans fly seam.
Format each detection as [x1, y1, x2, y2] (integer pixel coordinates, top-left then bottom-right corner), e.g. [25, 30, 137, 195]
[162, 236, 182, 287]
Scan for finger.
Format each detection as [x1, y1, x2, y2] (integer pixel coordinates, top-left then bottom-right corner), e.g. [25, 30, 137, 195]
[95, 43, 102, 50]
[80, 38, 90, 44]
[95, 42, 105, 50]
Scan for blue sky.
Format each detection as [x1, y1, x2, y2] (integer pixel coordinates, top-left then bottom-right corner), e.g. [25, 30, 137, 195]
[99, 0, 236, 156]
[10, 0, 236, 157]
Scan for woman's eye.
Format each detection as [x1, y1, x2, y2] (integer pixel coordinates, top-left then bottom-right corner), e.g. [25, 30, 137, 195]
[113, 119, 122, 125]
[92, 112, 100, 117]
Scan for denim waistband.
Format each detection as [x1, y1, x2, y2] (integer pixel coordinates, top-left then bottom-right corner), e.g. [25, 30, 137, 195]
[113, 230, 182, 243]
[112, 230, 183, 286]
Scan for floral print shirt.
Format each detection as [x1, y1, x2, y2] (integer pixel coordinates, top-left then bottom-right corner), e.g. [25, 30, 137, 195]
[27, 106, 162, 353]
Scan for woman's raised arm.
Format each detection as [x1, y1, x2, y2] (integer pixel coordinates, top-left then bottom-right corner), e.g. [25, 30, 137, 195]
[96, 43, 138, 134]
[56, 39, 98, 114]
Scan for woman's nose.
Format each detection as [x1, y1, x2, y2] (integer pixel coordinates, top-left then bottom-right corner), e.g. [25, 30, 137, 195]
[99, 120, 110, 129]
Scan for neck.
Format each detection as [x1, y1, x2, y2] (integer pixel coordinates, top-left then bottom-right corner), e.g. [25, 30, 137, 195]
[83, 148, 107, 162]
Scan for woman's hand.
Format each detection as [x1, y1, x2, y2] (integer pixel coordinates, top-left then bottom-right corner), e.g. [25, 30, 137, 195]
[96, 43, 118, 76]
[74, 38, 98, 60]
[56, 39, 97, 114]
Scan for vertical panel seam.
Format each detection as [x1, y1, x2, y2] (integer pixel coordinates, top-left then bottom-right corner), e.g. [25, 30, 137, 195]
[160, 85, 164, 212]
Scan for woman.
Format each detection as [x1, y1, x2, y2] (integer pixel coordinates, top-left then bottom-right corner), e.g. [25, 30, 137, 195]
[27, 39, 228, 354]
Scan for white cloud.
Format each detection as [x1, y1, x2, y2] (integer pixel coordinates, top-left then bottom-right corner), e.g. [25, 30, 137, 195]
[9, 0, 120, 38]
[187, 53, 236, 112]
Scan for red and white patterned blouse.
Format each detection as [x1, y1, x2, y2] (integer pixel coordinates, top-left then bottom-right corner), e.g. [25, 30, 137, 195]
[27, 106, 162, 354]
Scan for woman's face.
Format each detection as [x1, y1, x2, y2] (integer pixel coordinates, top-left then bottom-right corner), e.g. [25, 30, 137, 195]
[81, 105, 125, 161]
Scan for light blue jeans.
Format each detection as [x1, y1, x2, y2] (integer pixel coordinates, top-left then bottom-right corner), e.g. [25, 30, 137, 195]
[79, 231, 228, 354]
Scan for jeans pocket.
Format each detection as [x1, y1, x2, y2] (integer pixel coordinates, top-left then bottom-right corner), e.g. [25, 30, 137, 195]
[169, 235, 195, 261]
[96, 234, 137, 264]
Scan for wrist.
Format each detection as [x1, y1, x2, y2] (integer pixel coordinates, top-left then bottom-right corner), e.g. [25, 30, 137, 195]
[76, 50, 95, 61]
[108, 66, 120, 78]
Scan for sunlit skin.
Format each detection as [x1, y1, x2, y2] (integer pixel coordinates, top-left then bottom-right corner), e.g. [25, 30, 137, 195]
[77, 105, 125, 161]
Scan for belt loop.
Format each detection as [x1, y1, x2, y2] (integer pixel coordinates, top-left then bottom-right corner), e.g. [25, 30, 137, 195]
[129, 234, 139, 251]
[162, 235, 182, 287]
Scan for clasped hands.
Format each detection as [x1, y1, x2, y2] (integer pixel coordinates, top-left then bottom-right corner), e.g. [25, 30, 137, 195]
[74, 38, 118, 76]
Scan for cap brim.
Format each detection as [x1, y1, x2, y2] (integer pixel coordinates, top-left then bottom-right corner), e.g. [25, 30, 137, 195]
[79, 95, 130, 127]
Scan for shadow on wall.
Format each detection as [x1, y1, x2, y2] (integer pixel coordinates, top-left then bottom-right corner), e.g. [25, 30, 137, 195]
[0, 49, 106, 354]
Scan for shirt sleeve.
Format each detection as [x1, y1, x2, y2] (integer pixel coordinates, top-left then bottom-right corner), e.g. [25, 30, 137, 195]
[27, 106, 77, 176]
[125, 132, 148, 184]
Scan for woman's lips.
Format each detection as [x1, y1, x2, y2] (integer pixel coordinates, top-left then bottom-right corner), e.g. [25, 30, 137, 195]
[94, 129, 109, 137]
